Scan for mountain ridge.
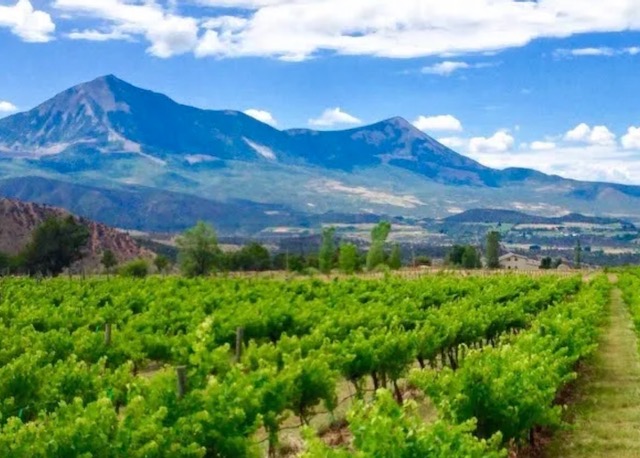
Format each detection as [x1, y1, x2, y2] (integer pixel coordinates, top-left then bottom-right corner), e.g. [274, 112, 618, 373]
[2, 75, 640, 232]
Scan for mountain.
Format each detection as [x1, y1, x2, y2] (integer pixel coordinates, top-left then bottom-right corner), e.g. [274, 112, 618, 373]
[0, 197, 149, 268]
[0, 75, 495, 185]
[2, 75, 640, 233]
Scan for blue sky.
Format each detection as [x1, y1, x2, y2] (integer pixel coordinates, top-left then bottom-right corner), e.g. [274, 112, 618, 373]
[1, 0, 640, 183]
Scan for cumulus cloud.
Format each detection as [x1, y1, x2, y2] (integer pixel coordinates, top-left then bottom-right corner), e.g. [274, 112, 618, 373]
[622, 127, 640, 150]
[438, 137, 466, 149]
[244, 108, 278, 126]
[413, 115, 463, 132]
[530, 141, 556, 151]
[564, 123, 616, 146]
[309, 107, 361, 128]
[468, 144, 640, 184]
[54, 0, 199, 58]
[0, 0, 55, 43]
[469, 130, 515, 154]
[0, 101, 18, 113]
[14, 1, 640, 62]
[192, 0, 640, 61]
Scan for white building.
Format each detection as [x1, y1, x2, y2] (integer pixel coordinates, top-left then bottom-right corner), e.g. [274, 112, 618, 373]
[499, 252, 539, 270]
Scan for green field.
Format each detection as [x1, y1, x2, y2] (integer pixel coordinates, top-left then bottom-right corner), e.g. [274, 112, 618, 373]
[0, 273, 618, 456]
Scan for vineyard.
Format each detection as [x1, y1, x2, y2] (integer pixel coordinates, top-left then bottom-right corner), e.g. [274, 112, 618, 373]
[0, 272, 613, 457]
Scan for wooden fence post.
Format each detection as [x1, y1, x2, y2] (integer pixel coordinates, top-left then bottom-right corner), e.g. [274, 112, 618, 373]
[235, 327, 245, 363]
[104, 323, 112, 346]
[176, 366, 187, 399]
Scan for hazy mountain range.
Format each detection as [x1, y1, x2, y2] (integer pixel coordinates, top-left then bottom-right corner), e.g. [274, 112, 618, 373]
[1, 75, 639, 234]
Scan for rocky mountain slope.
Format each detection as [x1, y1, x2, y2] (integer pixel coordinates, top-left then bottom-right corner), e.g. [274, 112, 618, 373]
[1, 75, 640, 233]
[0, 197, 148, 266]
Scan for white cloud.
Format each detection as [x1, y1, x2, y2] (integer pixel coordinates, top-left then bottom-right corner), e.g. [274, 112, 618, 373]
[555, 46, 640, 58]
[438, 137, 466, 149]
[309, 107, 361, 128]
[564, 123, 616, 146]
[191, 0, 640, 61]
[530, 141, 556, 151]
[413, 115, 463, 132]
[67, 29, 131, 41]
[469, 130, 515, 154]
[0, 0, 55, 43]
[20, 1, 640, 62]
[622, 127, 640, 150]
[0, 101, 18, 113]
[564, 123, 591, 142]
[244, 108, 278, 126]
[433, 123, 640, 183]
[468, 144, 640, 184]
[422, 61, 470, 76]
[421, 61, 495, 76]
[54, 0, 199, 58]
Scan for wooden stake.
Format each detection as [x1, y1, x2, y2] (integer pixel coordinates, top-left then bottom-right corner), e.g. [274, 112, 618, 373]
[104, 323, 112, 346]
[235, 327, 245, 363]
[176, 366, 187, 399]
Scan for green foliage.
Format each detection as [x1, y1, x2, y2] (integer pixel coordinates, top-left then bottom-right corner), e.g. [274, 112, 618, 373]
[0, 252, 9, 274]
[226, 243, 271, 272]
[414, 276, 610, 445]
[119, 259, 150, 278]
[101, 249, 118, 273]
[318, 227, 336, 274]
[540, 256, 552, 269]
[413, 255, 431, 267]
[366, 221, 391, 271]
[303, 390, 505, 458]
[21, 216, 90, 276]
[0, 272, 592, 457]
[177, 221, 221, 277]
[486, 231, 501, 269]
[338, 243, 359, 274]
[448, 245, 482, 269]
[388, 244, 402, 270]
[153, 254, 170, 274]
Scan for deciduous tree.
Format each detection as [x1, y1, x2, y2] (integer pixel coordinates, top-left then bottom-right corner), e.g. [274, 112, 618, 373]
[22, 216, 90, 276]
[338, 243, 359, 274]
[318, 227, 336, 274]
[366, 221, 391, 271]
[176, 221, 221, 277]
[101, 250, 117, 276]
[486, 231, 501, 269]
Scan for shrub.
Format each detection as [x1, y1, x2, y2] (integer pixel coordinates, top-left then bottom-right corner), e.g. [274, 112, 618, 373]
[119, 259, 149, 278]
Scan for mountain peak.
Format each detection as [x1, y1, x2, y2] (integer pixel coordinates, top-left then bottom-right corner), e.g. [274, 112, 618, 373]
[377, 116, 415, 130]
[75, 74, 130, 94]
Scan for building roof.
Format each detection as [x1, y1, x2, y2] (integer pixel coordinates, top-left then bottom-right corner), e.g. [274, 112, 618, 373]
[499, 252, 531, 261]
